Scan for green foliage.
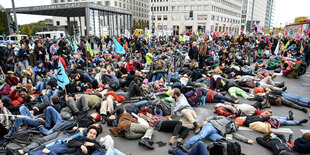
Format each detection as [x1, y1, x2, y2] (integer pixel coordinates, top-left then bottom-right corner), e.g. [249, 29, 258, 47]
[0, 5, 9, 35]
[20, 20, 48, 35]
[21, 25, 32, 35]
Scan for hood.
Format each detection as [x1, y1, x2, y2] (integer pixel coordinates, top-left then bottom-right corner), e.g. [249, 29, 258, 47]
[294, 138, 310, 152]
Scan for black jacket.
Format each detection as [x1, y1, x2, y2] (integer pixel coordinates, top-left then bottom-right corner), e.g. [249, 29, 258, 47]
[67, 136, 101, 155]
[256, 133, 292, 155]
[292, 138, 310, 153]
[76, 114, 95, 128]
[244, 115, 270, 127]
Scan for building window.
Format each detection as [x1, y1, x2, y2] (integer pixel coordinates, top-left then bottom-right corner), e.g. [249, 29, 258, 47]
[166, 6, 168, 11]
[119, 2, 122, 7]
[105, 1, 109, 6]
[115, 1, 117, 6]
[197, 5, 201, 10]
[60, 0, 65, 2]
[163, 15, 167, 20]
[75, 0, 78, 1]
[54, 0, 58, 3]
[56, 21, 60, 26]
[204, 5, 208, 10]
[184, 6, 189, 11]
[157, 16, 161, 20]
[191, 5, 195, 10]
[178, 6, 182, 11]
[172, 6, 175, 11]
[97, 1, 101, 4]
[67, 0, 72, 2]
[211, 15, 215, 20]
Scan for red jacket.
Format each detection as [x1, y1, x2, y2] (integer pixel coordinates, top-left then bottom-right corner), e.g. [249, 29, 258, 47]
[8, 89, 23, 107]
[5, 77, 18, 87]
[104, 91, 125, 102]
[125, 63, 135, 72]
[53, 57, 68, 70]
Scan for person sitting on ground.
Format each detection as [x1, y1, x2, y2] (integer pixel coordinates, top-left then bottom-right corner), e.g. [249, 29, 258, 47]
[110, 106, 155, 150]
[170, 88, 202, 133]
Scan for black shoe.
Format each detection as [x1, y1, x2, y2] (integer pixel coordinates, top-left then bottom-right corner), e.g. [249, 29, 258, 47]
[139, 138, 154, 150]
[299, 119, 308, 124]
[282, 87, 287, 92]
[288, 110, 294, 120]
[101, 115, 107, 124]
[177, 143, 189, 153]
[302, 108, 308, 113]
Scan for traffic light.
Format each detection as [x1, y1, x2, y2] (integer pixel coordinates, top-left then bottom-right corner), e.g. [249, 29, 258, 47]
[189, 11, 193, 18]
[10, 22, 16, 33]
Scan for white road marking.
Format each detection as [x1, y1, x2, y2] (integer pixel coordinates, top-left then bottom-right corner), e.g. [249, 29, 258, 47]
[239, 127, 293, 133]
[300, 129, 310, 134]
[302, 83, 310, 86]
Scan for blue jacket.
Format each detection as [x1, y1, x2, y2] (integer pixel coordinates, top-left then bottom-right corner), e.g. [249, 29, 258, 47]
[292, 138, 310, 153]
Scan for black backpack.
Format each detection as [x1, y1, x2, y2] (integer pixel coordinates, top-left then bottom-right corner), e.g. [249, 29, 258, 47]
[207, 139, 243, 155]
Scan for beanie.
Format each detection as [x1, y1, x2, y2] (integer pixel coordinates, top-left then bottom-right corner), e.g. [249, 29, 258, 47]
[94, 113, 101, 122]
[235, 117, 244, 126]
[297, 57, 301, 61]
[254, 87, 264, 94]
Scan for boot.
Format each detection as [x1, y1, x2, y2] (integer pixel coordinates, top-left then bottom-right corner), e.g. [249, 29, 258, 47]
[288, 110, 294, 120]
[282, 87, 287, 92]
[101, 114, 107, 124]
[169, 136, 177, 145]
[299, 119, 308, 124]
[139, 138, 154, 150]
[168, 141, 178, 154]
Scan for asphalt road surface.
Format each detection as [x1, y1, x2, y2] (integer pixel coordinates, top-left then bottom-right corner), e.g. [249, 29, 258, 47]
[98, 68, 310, 155]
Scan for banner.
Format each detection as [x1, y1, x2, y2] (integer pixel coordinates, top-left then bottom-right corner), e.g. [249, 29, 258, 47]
[73, 41, 78, 54]
[113, 37, 125, 54]
[57, 59, 70, 90]
[179, 35, 185, 42]
[274, 39, 280, 55]
[86, 41, 93, 57]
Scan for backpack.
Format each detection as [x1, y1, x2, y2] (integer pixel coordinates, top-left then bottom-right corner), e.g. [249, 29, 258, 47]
[124, 104, 140, 114]
[298, 62, 307, 76]
[208, 139, 243, 155]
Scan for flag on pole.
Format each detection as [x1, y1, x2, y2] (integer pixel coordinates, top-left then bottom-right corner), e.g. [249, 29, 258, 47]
[86, 41, 94, 57]
[73, 41, 78, 54]
[57, 59, 70, 90]
[295, 34, 301, 40]
[125, 29, 130, 38]
[282, 41, 290, 51]
[113, 37, 125, 54]
[274, 40, 280, 55]
[179, 35, 185, 41]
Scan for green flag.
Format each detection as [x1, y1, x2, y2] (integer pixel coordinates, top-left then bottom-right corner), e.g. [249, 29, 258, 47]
[282, 41, 290, 51]
[86, 40, 94, 57]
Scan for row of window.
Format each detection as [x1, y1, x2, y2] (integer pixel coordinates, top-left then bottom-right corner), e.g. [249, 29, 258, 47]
[53, 0, 84, 3]
[212, 0, 241, 10]
[171, 5, 208, 11]
[211, 15, 240, 24]
[212, 6, 240, 17]
[151, 6, 168, 12]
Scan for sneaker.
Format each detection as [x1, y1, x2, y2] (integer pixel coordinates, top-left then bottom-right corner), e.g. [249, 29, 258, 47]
[299, 119, 308, 124]
[169, 136, 177, 145]
[231, 95, 238, 100]
[234, 100, 239, 104]
[288, 110, 294, 120]
[139, 138, 154, 150]
[282, 87, 287, 92]
[288, 134, 293, 142]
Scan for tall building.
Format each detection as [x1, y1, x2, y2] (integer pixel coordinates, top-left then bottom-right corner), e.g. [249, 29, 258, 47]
[149, 0, 242, 36]
[240, 0, 275, 32]
[51, 0, 148, 36]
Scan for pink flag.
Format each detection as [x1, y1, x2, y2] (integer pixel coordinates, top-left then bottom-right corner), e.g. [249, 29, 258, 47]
[206, 30, 209, 36]
[257, 24, 263, 33]
[295, 34, 301, 40]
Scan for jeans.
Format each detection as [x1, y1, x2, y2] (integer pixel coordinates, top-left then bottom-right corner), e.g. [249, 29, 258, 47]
[282, 92, 310, 104]
[271, 116, 299, 126]
[168, 72, 179, 84]
[134, 100, 152, 109]
[20, 60, 29, 70]
[174, 141, 209, 155]
[39, 106, 63, 135]
[36, 77, 51, 92]
[213, 94, 235, 103]
[105, 148, 126, 155]
[185, 123, 223, 148]
[8, 105, 42, 135]
[152, 73, 164, 81]
[46, 89, 60, 97]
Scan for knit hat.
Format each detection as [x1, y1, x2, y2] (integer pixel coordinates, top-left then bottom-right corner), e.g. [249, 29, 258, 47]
[94, 113, 101, 122]
[296, 57, 301, 61]
[254, 87, 264, 94]
[235, 117, 244, 126]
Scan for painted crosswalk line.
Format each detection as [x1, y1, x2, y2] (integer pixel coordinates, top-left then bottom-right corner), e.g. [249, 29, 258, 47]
[239, 126, 293, 133]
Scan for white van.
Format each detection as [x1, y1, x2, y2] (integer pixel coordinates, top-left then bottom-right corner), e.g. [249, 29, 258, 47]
[6, 34, 27, 45]
[36, 31, 65, 40]
[0, 35, 5, 44]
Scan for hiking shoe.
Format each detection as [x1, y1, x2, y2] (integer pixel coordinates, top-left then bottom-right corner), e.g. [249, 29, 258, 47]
[194, 123, 203, 134]
[177, 143, 189, 153]
[169, 136, 177, 145]
[139, 138, 154, 150]
[101, 114, 107, 124]
[289, 110, 294, 120]
[299, 119, 308, 124]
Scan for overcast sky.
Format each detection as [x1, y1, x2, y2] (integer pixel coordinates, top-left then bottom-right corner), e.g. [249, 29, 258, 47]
[0, 0, 309, 28]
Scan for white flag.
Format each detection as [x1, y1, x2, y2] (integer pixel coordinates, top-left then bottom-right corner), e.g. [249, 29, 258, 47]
[274, 39, 280, 55]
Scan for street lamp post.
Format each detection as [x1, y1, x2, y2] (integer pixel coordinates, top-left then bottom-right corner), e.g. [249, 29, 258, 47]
[11, 0, 19, 34]
[250, 0, 255, 33]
